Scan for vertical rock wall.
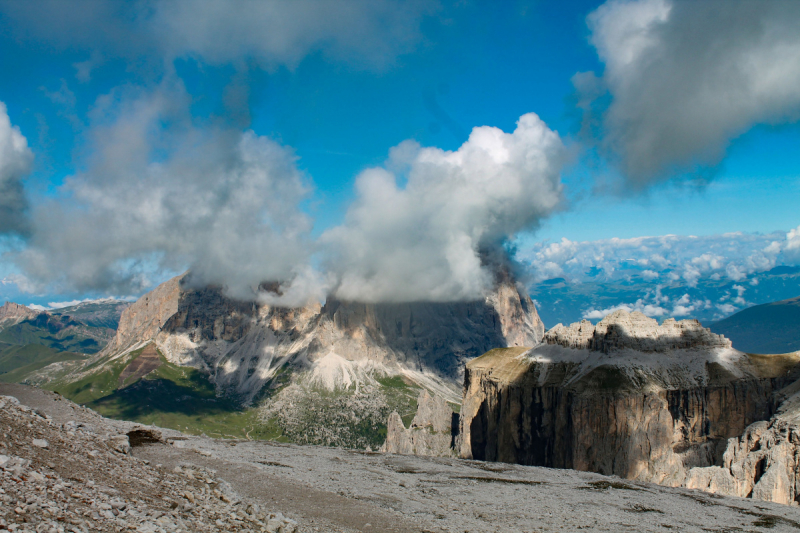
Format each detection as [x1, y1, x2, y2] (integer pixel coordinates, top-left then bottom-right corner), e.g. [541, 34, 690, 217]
[459, 311, 800, 504]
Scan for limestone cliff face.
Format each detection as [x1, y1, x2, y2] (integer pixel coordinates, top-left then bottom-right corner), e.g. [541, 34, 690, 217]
[460, 310, 800, 504]
[110, 274, 183, 353]
[381, 391, 458, 457]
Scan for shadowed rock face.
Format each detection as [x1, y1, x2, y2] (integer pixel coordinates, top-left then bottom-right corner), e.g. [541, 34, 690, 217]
[460, 310, 800, 504]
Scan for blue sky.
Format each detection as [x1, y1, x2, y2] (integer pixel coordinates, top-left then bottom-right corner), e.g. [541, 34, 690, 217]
[0, 0, 799, 318]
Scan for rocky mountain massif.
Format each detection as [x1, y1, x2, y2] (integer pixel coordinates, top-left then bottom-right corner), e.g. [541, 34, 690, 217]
[460, 309, 800, 505]
[32, 272, 542, 448]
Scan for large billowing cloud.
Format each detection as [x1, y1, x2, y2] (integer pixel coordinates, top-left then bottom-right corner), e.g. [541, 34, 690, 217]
[0, 0, 434, 70]
[580, 0, 800, 184]
[323, 113, 566, 303]
[0, 102, 33, 235]
[13, 84, 317, 302]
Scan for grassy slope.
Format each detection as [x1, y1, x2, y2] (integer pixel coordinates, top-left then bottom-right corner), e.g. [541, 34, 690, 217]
[48, 345, 282, 440]
[0, 343, 86, 383]
[377, 375, 421, 428]
[48, 344, 432, 447]
[710, 296, 800, 354]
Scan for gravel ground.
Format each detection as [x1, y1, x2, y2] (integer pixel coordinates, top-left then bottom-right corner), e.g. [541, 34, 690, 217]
[5, 383, 800, 532]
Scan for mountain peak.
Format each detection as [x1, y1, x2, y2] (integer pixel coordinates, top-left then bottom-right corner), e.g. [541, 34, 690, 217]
[0, 301, 38, 322]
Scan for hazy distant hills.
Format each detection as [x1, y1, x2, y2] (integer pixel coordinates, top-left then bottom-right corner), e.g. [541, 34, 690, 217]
[49, 299, 131, 330]
[709, 296, 800, 354]
[0, 300, 130, 384]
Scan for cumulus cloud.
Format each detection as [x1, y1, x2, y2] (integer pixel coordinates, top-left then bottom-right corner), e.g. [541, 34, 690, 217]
[581, 0, 800, 183]
[785, 225, 800, 263]
[583, 300, 667, 320]
[0, 0, 434, 70]
[323, 113, 566, 303]
[0, 101, 33, 235]
[12, 83, 316, 302]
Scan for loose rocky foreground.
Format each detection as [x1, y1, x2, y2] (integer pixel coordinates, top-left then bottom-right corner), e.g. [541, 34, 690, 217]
[4, 384, 800, 532]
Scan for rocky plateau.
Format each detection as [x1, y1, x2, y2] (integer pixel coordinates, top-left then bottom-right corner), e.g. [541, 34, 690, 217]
[459, 310, 800, 505]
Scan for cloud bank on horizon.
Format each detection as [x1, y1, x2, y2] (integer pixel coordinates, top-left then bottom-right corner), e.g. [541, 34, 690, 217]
[0, 0, 799, 312]
[522, 229, 800, 323]
[523, 230, 800, 286]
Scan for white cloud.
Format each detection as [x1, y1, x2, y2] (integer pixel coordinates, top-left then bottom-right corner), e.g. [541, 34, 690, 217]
[323, 113, 566, 303]
[13, 83, 316, 302]
[0, 101, 33, 235]
[0, 273, 40, 294]
[152, 0, 435, 69]
[582, 299, 667, 320]
[669, 293, 712, 317]
[717, 303, 737, 315]
[786, 225, 800, 263]
[0, 0, 435, 70]
[731, 284, 747, 305]
[641, 269, 658, 280]
[521, 231, 789, 285]
[581, 0, 800, 183]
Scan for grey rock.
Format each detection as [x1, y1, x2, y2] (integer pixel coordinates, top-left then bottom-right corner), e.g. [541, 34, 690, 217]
[106, 435, 131, 454]
[381, 390, 457, 457]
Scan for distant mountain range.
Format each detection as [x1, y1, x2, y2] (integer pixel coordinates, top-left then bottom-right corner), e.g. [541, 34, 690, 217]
[709, 296, 800, 354]
[0, 300, 130, 384]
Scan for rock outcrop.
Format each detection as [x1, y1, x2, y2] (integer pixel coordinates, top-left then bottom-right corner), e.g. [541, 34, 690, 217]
[0, 301, 37, 327]
[460, 310, 800, 504]
[543, 313, 731, 352]
[110, 274, 183, 353]
[382, 391, 458, 457]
